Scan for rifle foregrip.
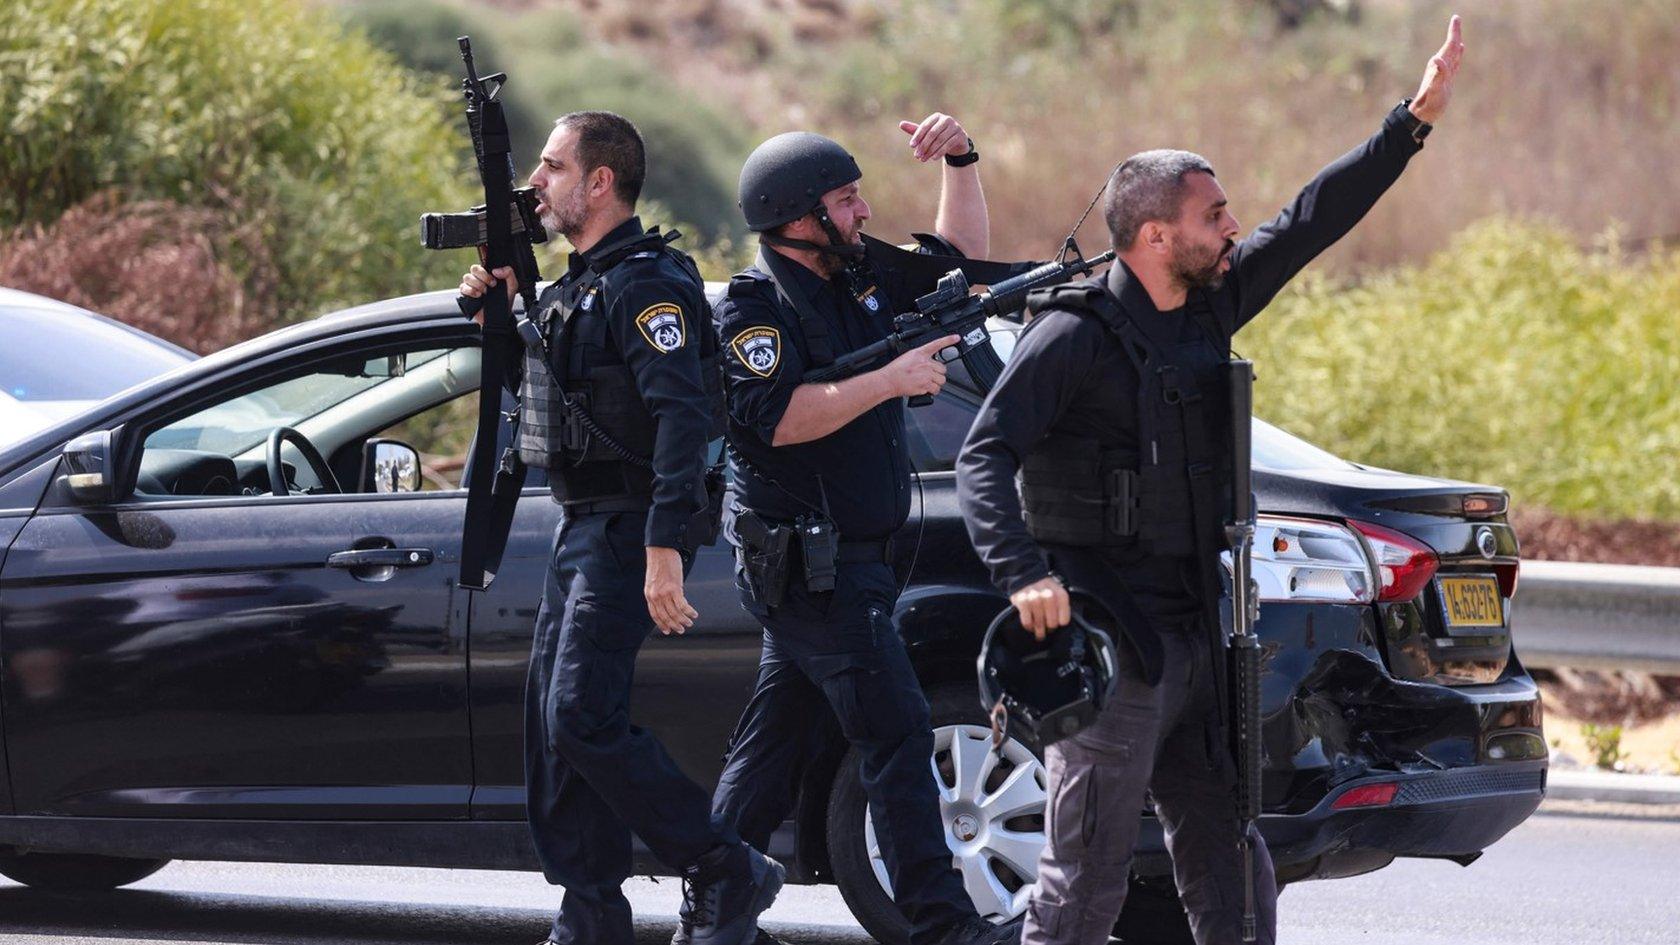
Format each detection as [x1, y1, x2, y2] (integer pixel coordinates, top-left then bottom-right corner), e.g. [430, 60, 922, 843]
[1233, 638, 1263, 820]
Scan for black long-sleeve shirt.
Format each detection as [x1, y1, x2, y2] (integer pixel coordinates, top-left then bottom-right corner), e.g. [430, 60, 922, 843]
[957, 104, 1424, 602]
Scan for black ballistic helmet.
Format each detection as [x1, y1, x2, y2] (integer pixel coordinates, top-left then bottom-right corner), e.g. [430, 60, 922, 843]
[738, 132, 863, 232]
[977, 593, 1120, 750]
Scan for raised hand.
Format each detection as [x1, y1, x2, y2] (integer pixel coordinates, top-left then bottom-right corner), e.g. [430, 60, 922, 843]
[1409, 14, 1464, 125]
[898, 113, 972, 163]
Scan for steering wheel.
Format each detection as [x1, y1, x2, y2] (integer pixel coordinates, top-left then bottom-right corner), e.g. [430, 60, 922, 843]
[266, 426, 342, 497]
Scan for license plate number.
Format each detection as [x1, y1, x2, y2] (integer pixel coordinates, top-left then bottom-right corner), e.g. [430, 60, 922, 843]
[1437, 575, 1504, 628]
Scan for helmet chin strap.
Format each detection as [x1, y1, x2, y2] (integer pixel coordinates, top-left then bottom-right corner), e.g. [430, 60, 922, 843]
[759, 207, 868, 259]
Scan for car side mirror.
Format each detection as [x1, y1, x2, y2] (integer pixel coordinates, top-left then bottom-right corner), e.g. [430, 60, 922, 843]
[361, 438, 421, 493]
[60, 430, 118, 504]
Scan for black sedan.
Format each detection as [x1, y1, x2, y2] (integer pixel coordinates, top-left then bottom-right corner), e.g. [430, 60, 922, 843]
[0, 289, 1546, 944]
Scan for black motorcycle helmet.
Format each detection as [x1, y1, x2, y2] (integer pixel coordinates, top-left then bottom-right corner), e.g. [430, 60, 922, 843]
[737, 132, 866, 261]
[977, 592, 1120, 750]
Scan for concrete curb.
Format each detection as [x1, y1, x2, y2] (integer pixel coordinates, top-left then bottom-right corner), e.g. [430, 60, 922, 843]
[1546, 768, 1680, 805]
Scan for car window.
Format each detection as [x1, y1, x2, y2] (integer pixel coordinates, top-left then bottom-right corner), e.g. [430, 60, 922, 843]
[1, 304, 189, 401]
[908, 324, 1355, 473]
[136, 346, 469, 498]
[375, 393, 476, 491]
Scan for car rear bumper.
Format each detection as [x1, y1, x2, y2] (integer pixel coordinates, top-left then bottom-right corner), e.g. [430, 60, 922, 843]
[1241, 760, 1546, 885]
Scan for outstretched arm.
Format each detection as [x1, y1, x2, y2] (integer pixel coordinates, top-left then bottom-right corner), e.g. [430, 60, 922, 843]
[900, 112, 989, 259]
[1231, 14, 1465, 328]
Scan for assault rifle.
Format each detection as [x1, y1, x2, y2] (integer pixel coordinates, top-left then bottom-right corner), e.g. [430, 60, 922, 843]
[1224, 359, 1262, 942]
[428, 36, 545, 592]
[802, 239, 1115, 404]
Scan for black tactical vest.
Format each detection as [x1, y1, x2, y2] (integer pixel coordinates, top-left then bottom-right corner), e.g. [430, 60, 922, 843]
[516, 228, 726, 502]
[1017, 278, 1234, 559]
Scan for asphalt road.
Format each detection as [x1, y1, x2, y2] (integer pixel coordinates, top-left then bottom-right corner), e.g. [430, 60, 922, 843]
[1, 802, 1675, 945]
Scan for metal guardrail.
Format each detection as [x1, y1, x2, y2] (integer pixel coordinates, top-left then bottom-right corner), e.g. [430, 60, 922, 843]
[1511, 561, 1680, 673]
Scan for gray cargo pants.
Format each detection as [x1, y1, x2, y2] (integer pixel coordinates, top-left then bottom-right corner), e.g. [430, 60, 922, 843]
[1023, 624, 1278, 945]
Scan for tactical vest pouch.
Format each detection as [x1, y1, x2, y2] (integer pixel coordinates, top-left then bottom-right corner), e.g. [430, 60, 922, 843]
[686, 465, 726, 550]
[1021, 434, 1140, 547]
[517, 346, 566, 469]
[565, 366, 657, 464]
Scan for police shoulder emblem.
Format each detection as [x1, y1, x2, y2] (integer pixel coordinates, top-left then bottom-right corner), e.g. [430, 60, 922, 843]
[634, 302, 686, 354]
[731, 326, 781, 378]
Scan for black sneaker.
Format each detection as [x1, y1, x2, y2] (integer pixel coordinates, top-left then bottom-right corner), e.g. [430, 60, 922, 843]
[681, 844, 786, 945]
[933, 915, 1024, 945]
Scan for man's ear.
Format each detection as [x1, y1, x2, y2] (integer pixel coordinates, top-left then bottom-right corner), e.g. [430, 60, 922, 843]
[1138, 220, 1171, 257]
[587, 165, 615, 203]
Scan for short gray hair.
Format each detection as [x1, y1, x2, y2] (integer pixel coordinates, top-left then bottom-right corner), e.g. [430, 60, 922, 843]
[1102, 149, 1216, 250]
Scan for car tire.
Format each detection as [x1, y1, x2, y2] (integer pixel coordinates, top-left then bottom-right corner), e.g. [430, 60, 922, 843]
[0, 852, 169, 890]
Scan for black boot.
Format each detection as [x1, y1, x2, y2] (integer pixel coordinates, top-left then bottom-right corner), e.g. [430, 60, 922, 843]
[679, 843, 785, 945]
[932, 915, 1024, 945]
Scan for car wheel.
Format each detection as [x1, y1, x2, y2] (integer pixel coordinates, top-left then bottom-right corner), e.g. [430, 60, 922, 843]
[825, 682, 1199, 945]
[0, 852, 169, 890]
[826, 683, 1046, 945]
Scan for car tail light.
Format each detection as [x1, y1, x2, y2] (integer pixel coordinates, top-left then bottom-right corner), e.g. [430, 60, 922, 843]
[1348, 520, 1439, 603]
[1223, 516, 1376, 604]
[1461, 493, 1507, 517]
[1494, 560, 1520, 598]
[1331, 782, 1399, 810]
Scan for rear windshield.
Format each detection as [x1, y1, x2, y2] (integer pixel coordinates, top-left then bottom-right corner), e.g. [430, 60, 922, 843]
[0, 305, 189, 401]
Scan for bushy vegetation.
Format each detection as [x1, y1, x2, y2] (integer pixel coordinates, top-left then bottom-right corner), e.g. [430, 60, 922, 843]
[0, 0, 470, 336]
[1241, 220, 1680, 522]
[339, 0, 751, 243]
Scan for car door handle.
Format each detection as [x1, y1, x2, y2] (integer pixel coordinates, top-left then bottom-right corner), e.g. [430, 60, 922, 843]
[327, 548, 435, 569]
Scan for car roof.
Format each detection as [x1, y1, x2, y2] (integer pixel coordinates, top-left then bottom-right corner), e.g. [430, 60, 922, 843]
[0, 287, 196, 361]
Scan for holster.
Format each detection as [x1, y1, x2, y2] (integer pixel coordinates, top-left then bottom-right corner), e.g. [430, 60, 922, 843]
[736, 510, 794, 609]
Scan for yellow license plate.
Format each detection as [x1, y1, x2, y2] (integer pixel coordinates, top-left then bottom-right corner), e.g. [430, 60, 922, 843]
[1437, 575, 1504, 627]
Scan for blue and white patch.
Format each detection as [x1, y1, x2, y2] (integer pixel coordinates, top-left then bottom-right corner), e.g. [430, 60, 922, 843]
[731, 326, 781, 378]
[634, 302, 686, 353]
[858, 287, 881, 311]
[579, 287, 598, 311]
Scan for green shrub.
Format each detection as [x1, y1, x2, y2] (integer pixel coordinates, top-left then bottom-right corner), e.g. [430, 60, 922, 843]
[0, 0, 471, 323]
[340, 0, 750, 243]
[1241, 219, 1680, 521]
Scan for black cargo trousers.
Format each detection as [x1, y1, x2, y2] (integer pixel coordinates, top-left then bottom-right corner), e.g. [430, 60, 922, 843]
[525, 508, 740, 945]
[710, 556, 979, 945]
[1024, 608, 1278, 945]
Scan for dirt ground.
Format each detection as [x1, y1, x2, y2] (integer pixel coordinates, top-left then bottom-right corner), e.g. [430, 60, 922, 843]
[1537, 671, 1680, 775]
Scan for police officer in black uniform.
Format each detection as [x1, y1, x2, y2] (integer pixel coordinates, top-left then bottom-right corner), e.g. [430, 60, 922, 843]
[955, 19, 1465, 945]
[698, 120, 1021, 945]
[462, 111, 780, 945]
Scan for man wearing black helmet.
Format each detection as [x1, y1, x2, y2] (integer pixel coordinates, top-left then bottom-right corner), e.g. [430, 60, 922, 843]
[954, 17, 1464, 945]
[692, 117, 1019, 945]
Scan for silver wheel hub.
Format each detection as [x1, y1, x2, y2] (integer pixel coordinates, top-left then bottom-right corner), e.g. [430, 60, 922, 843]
[862, 723, 1047, 921]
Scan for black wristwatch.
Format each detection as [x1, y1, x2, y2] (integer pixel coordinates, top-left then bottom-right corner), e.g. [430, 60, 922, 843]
[1397, 99, 1432, 145]
[944, 137, 979, 167]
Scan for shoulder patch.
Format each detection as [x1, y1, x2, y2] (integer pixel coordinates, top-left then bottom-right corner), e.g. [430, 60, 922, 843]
[730, 326, 782, 378]
[634, 302, 687, 354]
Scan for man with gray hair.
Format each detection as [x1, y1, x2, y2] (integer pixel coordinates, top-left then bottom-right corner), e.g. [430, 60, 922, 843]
[955, 15, 1465, 945]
